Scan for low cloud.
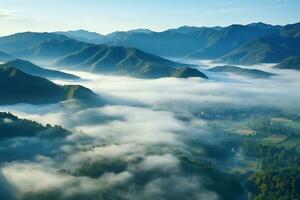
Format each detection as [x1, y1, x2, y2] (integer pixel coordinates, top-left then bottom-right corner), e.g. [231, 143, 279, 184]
[1, 61, 300, 199]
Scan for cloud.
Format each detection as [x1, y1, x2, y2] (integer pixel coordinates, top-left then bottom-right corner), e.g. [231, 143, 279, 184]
[138, 154, 179, 172]
[1, 60, 300, 199]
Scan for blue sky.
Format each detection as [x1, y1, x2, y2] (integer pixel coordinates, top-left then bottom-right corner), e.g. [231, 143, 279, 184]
[0, 0, 299, 35]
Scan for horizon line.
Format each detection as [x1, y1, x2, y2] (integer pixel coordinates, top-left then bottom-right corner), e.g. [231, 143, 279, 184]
[1, 21, 299, 37]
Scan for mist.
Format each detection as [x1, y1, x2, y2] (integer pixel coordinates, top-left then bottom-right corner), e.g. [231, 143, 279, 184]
[1, 59, 300, 200]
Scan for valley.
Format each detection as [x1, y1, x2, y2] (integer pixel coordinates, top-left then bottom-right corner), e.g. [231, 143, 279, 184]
[0, 2, 299, 199]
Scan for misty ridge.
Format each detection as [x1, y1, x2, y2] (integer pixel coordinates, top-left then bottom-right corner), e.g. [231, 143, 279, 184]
[0, 18, 300, 200]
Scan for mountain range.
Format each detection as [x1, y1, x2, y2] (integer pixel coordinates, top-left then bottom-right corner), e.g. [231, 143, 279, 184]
[0, 22, 298, 78]
[217, 35, 300, 65]
[0, 64, 103, 105]
[56, 22, 300, 64]
[0, 32, 208, 79]
[56, 45, 208, 79]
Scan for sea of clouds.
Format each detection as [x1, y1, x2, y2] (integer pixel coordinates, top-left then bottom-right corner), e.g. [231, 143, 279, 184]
[0, 60, 300, 199]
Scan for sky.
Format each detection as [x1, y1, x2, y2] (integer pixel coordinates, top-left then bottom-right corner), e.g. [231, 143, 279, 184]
[0, 0, 300, 36]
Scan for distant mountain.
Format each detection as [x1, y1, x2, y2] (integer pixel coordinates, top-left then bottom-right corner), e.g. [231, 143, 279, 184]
[208, 65, 275, 78]
[55, 29, 105, 43]
[56, 45, 207, 79]
[187, 24, 279, 59]
[88, 22, 299, 61]
[273, 56, 300, 70]
[13, 37, 91, 60]
[279, 22, 300, 38]
[0, 32, 70, 53]
[0, 51, 14, 62]
[0, 64, 103, 105]
[217, 35, 300, 65]
[4, 59, 80, 79]
[97, 27, 220, 57]
[1, 22, 299, 66]
[92, 23, 287, 58]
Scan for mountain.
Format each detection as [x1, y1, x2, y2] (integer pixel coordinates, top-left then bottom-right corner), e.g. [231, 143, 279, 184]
[55, 29, 105, 43]
[88, 22, 299, 60]
[56, 45, 207, 79]
[13, 37, 91, 60]
[97, 27, 220, 57]
[93, 23, 286, 58]
[0, 32, 207, 79]
[171, 67, 208, 78]
[0, 32, 70, 53]
[208, 65, 274, 78]
[187, 24, 279, 59]
[0, 51, 14, 62]
[273, 56, 300, 70]
[279, 22, 300, 38]
[218, 35, 300, 65]
[4, 59, 80, 80]
[0, 64, 103, 105]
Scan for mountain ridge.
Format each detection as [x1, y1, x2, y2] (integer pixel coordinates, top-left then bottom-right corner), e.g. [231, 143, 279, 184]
[56, 45, 208, 79]
[4, 59, 80, 80]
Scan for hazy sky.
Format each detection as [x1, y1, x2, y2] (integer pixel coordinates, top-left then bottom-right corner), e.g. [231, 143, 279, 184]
[0, 0, 299, 36]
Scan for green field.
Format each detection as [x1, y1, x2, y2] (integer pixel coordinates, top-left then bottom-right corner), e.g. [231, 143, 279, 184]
[260, 134, 287, 145]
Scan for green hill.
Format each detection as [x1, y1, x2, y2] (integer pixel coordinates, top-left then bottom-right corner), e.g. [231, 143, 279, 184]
[0, 112, 70, 140]
[56, 45, 208, 79]
[208, 65, 275, 78]
[0, 64, 103, 105]
[273, 56, 300, 70]
[4, 59, 79, 79]
[171, 67, 208, 78]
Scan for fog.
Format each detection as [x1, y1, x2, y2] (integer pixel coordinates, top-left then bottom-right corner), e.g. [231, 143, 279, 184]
[0, 60, 300, 199]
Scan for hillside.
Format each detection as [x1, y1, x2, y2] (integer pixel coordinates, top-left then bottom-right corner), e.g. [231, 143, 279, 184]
[273, 56, 300, 70]
[4, 59, 80, 79]
[217, 35, 300, 65]
[208, 65, 275, 78]
[56, 45, 207, 79]
[0, 65, 103, 105]
[0, 112, 70, 140]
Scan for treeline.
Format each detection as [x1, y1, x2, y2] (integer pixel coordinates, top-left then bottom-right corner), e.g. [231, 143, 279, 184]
[0, 112, 70, 139]
[241, 141, 300, 199]
[180, 156, 244, 200]
[241, 141, 300, 169]
[247, 168, 300, 200]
